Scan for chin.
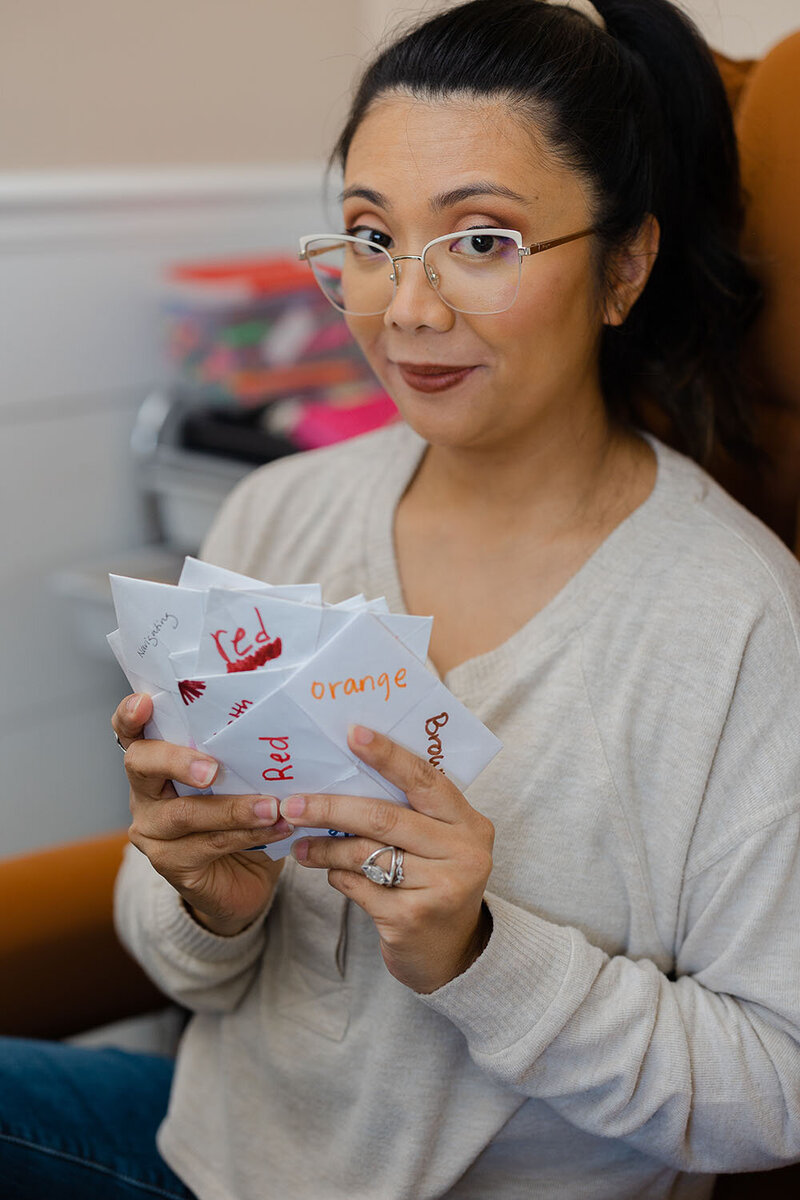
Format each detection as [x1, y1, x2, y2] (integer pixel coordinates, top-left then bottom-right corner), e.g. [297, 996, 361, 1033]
[390, 392, 494, 450]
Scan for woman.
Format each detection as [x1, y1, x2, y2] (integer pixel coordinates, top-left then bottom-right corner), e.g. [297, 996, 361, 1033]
[3, 1, 799, 1197]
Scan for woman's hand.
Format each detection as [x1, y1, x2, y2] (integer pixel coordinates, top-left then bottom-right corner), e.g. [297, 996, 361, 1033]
[112, 693, 293, 937]
[283, 724, 495, 994]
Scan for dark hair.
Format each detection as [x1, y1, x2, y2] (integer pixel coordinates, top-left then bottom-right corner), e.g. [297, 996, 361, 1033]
[331, 0, 762, 464]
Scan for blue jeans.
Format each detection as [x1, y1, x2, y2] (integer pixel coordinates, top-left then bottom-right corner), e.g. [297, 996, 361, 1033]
[0, 1036, 196, 1199]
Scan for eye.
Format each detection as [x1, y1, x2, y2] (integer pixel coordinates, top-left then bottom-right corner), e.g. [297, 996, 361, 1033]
[346, 226, 393, 256]
[449, 231, 505, 258]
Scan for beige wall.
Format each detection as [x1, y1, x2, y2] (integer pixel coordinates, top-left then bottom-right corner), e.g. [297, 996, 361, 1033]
[0, 0, 362, 167]
[1, 0, 798, 169]
[679, 0, 799, 57]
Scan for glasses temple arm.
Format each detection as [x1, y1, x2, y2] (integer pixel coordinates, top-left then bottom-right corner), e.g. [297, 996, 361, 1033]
[525, 227, 596, 255]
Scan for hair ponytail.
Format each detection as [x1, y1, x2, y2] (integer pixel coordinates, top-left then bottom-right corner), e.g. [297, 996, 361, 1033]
[591, 0, 761, 461]
[332, 0, 761, 464]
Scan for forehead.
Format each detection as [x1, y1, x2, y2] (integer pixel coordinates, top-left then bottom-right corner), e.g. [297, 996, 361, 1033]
[343, 92, 588, 215]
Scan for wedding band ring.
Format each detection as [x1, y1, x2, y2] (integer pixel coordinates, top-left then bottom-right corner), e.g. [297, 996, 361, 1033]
[114, 732, 127, 754]
[361, 845, 405, 887]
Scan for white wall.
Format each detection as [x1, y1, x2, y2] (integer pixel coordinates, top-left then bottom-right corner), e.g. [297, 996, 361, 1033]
[0, 168, 328, 859]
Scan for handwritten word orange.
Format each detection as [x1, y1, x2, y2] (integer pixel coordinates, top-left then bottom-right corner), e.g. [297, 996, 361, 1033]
[259, 735, 293, 782]
[425, 711, 449, 772]
[310, 669, 407, 704]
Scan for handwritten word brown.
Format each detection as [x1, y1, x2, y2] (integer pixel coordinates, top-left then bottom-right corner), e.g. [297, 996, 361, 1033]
[425, 711, 449, 772]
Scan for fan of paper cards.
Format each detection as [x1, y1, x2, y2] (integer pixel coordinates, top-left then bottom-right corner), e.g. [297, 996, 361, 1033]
[108, 558, 502, 858]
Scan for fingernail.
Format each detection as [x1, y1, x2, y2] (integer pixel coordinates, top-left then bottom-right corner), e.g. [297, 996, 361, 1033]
[281, 794, 306, 819]
[350, 724, 374, 746]
[190, 759, 217, 787]
[253, 797, 278, 823]
[291, 839, 310, 862]
[272, 818, 295, 839]
[126, 694, 140, 714]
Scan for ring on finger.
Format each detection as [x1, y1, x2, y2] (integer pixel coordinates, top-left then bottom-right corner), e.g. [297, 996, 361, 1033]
[114, 731, 127, 754]
[361, 845, 404, 887]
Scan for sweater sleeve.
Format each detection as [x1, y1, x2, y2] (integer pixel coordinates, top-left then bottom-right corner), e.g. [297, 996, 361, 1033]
[422, 814, 800, 1173]
[113, 842, 272, 1013]
[422, 590, 800, 1174]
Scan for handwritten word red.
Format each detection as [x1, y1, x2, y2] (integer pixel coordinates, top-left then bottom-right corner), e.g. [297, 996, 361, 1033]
[211, 606, 283, 674]
[259, 735, 293, 782]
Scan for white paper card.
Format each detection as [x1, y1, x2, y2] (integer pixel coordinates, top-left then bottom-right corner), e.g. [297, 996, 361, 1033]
[176, 666, 297, 745]
[110, 575, 205, 692]
[107, 557, 503, 861]
[194, 589, 322, 675]
[284, 613, 440, 746]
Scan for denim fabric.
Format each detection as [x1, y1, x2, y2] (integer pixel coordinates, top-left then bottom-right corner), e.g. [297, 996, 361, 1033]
[0, 1037, 196, 1199]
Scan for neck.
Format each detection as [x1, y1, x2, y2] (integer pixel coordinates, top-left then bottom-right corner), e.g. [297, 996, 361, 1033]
[410, 405, 643, 540]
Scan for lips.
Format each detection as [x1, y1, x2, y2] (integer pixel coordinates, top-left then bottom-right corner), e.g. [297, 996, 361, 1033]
[393, 361, 477, 393]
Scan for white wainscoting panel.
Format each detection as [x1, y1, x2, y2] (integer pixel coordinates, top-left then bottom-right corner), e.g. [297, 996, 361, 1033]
[0, 166, 328, 858]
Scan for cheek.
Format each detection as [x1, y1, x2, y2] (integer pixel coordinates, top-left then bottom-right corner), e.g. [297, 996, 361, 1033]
[499, 264, 597, 350]
[345, 314, 383, 362]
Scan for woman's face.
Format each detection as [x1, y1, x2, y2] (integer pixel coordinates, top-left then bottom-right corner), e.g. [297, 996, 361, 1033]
[341, 93, 608, 453]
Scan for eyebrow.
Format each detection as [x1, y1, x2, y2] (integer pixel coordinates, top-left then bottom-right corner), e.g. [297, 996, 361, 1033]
[338, 180, 532, 211]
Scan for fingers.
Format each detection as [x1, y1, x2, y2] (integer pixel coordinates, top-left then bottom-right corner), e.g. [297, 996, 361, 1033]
[346, 725, 466, 821]
[124, 736, 219, 801]
[291, 835, 406, 918]
[278, 726, 494, 854]
[293, 830, 492, 900]
[112, 693, 153, 750]
[294, 834, 414, 877]
[130, 790, 283, 842]
[130, 818, 294, 869]
[279, 790, 443, 858]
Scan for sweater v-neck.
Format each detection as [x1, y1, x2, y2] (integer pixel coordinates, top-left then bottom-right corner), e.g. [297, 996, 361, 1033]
[362, 422, 683, 705]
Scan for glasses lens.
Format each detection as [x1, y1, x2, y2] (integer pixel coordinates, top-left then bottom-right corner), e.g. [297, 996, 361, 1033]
[425, 232, 521, 315]
[303, 237, 393, 316]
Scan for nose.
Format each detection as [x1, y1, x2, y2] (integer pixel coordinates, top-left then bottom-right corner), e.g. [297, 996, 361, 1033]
[383, 256, 455, 333]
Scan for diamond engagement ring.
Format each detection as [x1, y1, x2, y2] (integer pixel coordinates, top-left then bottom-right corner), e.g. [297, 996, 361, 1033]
[361, 845, 405, 887]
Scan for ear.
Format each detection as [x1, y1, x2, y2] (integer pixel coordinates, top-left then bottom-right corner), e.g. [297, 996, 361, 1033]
[602, 213, 660, 326]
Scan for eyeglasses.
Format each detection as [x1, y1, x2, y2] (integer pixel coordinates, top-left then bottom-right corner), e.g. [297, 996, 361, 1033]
[298, 226, 595, 317]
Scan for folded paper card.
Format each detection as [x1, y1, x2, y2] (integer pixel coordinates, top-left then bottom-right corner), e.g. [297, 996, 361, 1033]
[108, 558, 502, 859]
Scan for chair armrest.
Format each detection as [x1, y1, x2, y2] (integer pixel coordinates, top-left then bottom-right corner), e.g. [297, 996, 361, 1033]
[0, 830, 167, 1039]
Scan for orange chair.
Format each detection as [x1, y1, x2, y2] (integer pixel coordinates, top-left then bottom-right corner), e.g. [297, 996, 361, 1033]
[0, 831, 165, 1040]
[712, 34, 800, 554]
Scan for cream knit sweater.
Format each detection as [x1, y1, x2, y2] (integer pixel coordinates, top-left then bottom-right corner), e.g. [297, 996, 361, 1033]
[115, 423, 800, 1200]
